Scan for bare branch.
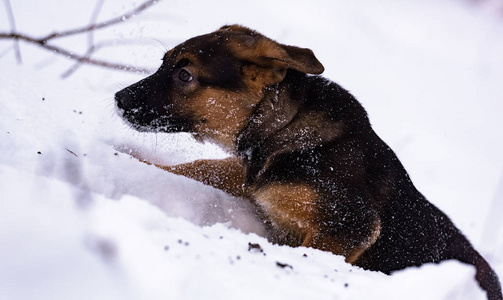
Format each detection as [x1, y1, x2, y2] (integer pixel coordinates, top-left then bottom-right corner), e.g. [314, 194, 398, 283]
[0, 0, 160, 75]
[61, 46, 98, 78]
[61, 38, 157, 78]
[0, 32, 153, 73]
[3, 0, 22, 63]
[88, 0, 105, 46]
[40, 0, 159, 41]
[62, 0, 106, 78]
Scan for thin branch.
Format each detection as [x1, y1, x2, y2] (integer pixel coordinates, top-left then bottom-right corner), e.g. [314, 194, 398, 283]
[88, 0, 105, 46]
[0, 32, 153, 73]
[61, 39, 161, 78]
[3, 0, 22, 63]
[0, 0, 160, 74]
[61, 38, 159, 78]
[61, 46, 99, 78]
[62, 0, 106, 78]
[40, 0, 159, 41]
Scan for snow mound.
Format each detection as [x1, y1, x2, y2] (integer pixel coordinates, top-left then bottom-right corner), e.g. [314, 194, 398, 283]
[1, 0, 502, 299]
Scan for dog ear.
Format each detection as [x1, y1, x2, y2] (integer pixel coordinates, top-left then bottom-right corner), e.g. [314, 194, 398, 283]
[220, 25, 324, 76]
[280, 45, 325, 74]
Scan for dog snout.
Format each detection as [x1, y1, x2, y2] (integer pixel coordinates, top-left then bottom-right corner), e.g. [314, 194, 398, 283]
[115, 88, 136, 110]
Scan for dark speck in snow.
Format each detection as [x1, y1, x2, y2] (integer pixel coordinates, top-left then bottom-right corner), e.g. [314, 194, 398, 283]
[276, 262, 293, 269]
[66, 148, 78, 157]
[248, 242, 264, 253]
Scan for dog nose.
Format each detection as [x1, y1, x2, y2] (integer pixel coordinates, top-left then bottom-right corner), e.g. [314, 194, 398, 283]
[115, 88, 135, 110]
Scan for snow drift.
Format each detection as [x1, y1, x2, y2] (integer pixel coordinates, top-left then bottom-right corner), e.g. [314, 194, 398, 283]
[1, 0, 502, 299]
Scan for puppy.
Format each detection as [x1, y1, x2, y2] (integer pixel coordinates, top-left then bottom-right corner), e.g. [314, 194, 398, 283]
[115, 25, 502, 300]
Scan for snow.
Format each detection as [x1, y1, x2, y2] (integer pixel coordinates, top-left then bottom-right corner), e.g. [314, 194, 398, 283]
[1, 0, 502, 299]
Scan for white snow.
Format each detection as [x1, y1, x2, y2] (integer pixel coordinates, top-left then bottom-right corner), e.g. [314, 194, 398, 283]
[1, 0, 502, 299]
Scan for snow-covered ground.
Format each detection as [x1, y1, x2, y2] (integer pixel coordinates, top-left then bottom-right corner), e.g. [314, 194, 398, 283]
[1, 0, 502, 299]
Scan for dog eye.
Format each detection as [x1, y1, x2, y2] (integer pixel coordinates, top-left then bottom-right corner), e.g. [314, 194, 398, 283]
[179, 69, 194, 82]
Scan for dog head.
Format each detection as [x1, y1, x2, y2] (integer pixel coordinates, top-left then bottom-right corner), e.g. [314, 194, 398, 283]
[115, 25, 324, 152]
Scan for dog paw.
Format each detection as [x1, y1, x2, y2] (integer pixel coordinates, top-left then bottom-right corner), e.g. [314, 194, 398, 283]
[113, 144, 152, 164]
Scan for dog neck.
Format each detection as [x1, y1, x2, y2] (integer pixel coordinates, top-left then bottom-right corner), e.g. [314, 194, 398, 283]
[236, 70, 307, 184]
[236, 70, 371, 186]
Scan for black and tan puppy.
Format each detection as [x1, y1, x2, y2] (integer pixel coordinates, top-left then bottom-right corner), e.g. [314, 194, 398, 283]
[115, 25, 502, 299]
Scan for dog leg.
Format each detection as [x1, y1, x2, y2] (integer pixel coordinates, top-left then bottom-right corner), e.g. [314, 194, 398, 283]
[254, 181, 381, 263]
[301, 231, 372, 264]
[143, 156, 248, 198]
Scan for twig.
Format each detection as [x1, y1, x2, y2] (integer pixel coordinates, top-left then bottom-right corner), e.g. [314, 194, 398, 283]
[61, 38, 157, 78]
[88, 0, 105, 47]
[3, 0, 22, 63]
[0, 0, 160, 74]
[61, 46, 98, 78]
[39, 0, 159, 41]
[0, 32, 153, 73]
[62, 0, 106, 78]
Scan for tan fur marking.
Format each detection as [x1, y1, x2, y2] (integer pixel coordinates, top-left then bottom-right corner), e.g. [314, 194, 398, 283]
[242, 65, 287, 96]
[155, 157, 247, 198]
[228, 38, 289, 68]
[301, 233, 346, 257]
[300, 216, 381, 263]
[187, 88, 260, 152]
[254, 183, 319, 238]
[226, 32, 324, 75]
[346, 218, 381, 264]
